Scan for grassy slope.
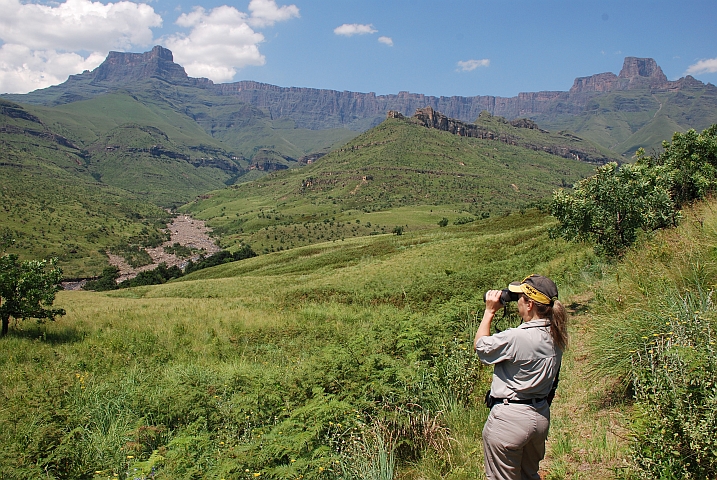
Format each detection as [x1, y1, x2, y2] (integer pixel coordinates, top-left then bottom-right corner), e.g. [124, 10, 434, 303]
[0, 209, 600, 479]
[544, 199, 717, 479]
[183, 97, 357, 161]
[0, 100, 172, 277]
[12, 77, 359, 166]
[181, 118, 599, 253]
[38, 92, 214, 146]
[473, 112, 621, 163]
[34, 94, 246, 206]
[5, 184, 717, 478]
[6, 85, 359, 196]
[539, 87, 717, 157]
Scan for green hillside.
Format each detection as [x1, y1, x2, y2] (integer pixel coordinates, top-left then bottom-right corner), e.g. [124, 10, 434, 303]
[181, 117, 598, 253]
[5, 182, 717, 479]
[539, 85, 717, 156]
[7, 76, 358, 172]
[181, 93, 357, 162]
[0, 100, 172, 277]
[2, 96, 244, 205]
[472, 111, 621, 163]
[1, 97, 600, 275]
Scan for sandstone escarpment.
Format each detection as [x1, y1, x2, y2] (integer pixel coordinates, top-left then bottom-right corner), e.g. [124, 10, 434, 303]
[389, 107, 612, 165]
[570, 57, 673, 93]
[70, 46, 213, 87]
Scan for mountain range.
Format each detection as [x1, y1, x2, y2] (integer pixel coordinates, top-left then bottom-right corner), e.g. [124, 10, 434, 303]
[1, 46, 716, 276]
[4, 46, 717, 158]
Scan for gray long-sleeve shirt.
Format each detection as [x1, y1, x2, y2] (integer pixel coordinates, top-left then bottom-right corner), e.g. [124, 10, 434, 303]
[475, 319, 562, 400]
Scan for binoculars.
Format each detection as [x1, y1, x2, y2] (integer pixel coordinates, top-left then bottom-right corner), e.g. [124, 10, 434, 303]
[483, 288, 520, 305]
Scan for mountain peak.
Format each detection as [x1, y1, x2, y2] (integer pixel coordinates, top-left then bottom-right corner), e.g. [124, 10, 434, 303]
[618, 57, 667, 81]
[570, 56, 677, 93]
[88, 46, 212, 87]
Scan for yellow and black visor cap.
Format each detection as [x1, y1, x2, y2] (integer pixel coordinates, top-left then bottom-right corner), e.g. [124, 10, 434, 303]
[507, 274, 558, 305]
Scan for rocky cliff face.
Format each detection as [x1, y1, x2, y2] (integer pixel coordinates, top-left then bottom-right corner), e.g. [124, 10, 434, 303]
[212, 56, 687, 129]
[390, 107, 613, 165]
[68, 46, 213, 87]
[8, 48, 711, 137]
[570, 57, 673, 93]
[213, 81, 500, 130]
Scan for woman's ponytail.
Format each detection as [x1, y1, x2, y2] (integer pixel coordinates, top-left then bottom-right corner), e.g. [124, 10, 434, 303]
[549, 300, 568, 351]
[534, 300, 568, 350]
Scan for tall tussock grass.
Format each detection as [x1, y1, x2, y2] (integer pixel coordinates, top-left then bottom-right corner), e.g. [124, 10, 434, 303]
[588, 200, 717, 478]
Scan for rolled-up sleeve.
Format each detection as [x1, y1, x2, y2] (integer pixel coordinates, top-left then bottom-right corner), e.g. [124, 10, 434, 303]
[475, 331, 516, 365]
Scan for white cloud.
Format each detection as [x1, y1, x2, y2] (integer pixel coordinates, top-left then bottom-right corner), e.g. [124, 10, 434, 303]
[0, 0, 300, 92]
[0, 0, 161, 52]
[334, 24, 377, 36]
[685, 57, 717, 76]
[457, 59, 490, 72]
[248, 0, 299, 28]
[165, 2, 299, 83]
[0, 0, 162, 93]
[0, 44, 105, 93]
[378, 36, 393, 47]
[165, 5, 267, 82]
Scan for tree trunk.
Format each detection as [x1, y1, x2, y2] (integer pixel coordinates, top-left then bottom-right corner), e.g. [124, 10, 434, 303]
[1, 314, 8, 336]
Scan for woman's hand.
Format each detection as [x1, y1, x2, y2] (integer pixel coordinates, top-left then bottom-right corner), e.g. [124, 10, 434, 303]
[484, 289, 503, 316]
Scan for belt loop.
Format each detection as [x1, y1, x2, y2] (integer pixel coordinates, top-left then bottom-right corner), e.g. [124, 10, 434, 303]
[502, 398, 509, 405]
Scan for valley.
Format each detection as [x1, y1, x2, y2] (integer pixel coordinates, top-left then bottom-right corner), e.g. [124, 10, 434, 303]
[2, 46, 717, 480]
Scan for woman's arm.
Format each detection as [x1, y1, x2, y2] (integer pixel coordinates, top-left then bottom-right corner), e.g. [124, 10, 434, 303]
[474, 289, 503, 349]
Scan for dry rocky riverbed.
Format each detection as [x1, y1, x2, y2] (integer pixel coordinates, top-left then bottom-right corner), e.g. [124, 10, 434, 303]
[110, 214, 222, 283]
[63, 215, 221, 289]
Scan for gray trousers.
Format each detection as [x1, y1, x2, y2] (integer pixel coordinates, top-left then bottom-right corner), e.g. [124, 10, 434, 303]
[482, 400, 550, 480]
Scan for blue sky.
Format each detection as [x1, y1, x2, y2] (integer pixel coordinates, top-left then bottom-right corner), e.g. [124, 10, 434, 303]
[1, 0, 716, 97]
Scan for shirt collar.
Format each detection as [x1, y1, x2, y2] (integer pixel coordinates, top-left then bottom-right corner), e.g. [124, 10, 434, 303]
[518, 318, 550, 329]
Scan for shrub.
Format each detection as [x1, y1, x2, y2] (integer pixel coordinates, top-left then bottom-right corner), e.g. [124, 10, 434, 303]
[550, 161, 676, 257]
[83, 266, 120, 291]
[629, 291, 717, 479]
[551, 125, 717, 257]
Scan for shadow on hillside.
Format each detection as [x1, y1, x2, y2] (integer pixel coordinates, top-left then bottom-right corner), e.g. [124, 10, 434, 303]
[7, 324, 86, 344]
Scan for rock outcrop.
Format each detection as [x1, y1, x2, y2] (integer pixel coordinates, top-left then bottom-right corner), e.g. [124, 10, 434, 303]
[390, 107, 612, 165]
[570, 57, 673, 93]
[68, 46, 213, 87]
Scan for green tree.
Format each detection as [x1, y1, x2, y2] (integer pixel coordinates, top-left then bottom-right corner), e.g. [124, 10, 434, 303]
[83, 265, 121, 291]
[550, 162, 676, 257]
[0, 254, 66, 336]
[636, 125, 717, 208]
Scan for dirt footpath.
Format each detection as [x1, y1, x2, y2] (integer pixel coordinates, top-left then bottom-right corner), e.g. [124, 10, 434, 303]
[108, 214, 222, 283]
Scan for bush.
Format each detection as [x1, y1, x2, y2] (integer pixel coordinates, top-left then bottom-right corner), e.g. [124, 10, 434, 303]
[551, 125, 717, 257]
[550, 161, 676, 257]
[184, 245, 256, 275]
[629, 291, 717, 479]
[83, 266, 120, 291]
[118, 263, 183, 288]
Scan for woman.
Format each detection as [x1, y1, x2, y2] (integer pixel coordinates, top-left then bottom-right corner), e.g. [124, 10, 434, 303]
[474, 274, 568, 480]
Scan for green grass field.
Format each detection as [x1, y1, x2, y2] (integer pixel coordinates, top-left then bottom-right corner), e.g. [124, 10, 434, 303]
[0, 210, 600, 479]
